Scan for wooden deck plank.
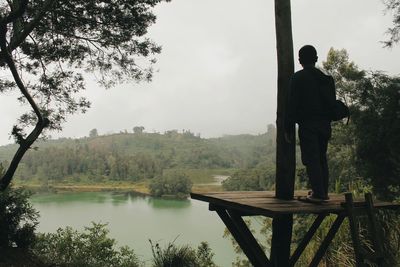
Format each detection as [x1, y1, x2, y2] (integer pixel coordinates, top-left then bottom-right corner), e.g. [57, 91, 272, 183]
[191, 191, 400, 216]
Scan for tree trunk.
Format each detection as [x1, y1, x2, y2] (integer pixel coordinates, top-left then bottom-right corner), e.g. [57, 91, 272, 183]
[271, 0, 295, 265]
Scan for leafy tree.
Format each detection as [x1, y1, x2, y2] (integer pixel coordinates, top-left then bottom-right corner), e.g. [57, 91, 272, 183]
[322, 48, 400, 200]
[0, 187, 38, 249]
[133, 126, 145, 134]
[383, 0, 400, 47]
[89, 128, 99, 138]
[0, 0, 168, 190]
[34, 222, 142, 267]
[149, 171, 192, 198]
[321, 48, 367, 193]
[351, 72, 400, 200]
[222, 165, 275, 191]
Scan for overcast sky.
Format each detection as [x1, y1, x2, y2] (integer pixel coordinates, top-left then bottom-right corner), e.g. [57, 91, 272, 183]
[0, 0, 399, 145]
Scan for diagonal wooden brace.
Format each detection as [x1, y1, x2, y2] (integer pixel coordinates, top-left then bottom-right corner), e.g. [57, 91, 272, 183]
[309, 213, 346, 267]
[289, 213, 327, 266]
[214, 207, 271, 267]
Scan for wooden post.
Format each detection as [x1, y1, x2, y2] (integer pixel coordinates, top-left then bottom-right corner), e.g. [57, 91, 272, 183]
[272, 0, 295, 266]
[274, 0, 295, 200]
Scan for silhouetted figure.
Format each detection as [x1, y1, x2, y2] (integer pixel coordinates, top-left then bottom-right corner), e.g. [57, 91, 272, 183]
[285, 45, 336, 202]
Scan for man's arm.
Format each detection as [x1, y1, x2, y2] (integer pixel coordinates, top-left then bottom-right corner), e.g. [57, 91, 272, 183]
[284, 75, 298, 142]
[321, 76, 336, 110]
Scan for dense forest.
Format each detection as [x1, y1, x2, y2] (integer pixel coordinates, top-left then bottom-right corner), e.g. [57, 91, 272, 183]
[0, 127, 277, 186]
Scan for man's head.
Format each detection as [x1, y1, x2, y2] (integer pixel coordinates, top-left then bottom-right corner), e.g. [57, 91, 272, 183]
[299, 45, 318, 66]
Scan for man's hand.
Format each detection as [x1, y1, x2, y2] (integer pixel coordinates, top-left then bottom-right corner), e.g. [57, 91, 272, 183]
[284, 132, 292, 143]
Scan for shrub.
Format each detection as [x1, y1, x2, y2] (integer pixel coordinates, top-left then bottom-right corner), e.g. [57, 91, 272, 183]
[150, 240, 217, 267]
[33, 222, 142, 267]
[222, 165, 275, 191]
[149, 171, 192, 198]
[0, 187, 39, 249]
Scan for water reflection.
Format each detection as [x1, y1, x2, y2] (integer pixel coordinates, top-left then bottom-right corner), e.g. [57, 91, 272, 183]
[31, 191, 109, 204]
[110, 192, 150, 205]
[146, 197, 191, 209]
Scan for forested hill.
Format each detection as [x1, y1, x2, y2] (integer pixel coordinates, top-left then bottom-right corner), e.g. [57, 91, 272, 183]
[0, 128, 276, 183]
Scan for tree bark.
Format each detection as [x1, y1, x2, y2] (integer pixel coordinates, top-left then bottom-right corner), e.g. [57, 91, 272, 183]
[271, 0, 295, 265]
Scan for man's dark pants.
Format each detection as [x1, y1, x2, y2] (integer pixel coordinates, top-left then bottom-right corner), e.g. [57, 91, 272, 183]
[298, 120, 331, 198]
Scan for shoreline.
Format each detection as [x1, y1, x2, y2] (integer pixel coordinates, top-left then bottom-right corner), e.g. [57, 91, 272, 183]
[14, 182, 223, 196]
[14, 182, 151, 195]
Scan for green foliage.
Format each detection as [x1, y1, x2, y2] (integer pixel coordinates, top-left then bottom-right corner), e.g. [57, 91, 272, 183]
[149, 240, 217, 267]
[222, 165, 275, 191]
[0, 131, 276, 186]
[351, 73, 400, 200]
[149, 171, 192, 198]
[89, 129, 99, 138]
[323, 48, 400, 200]
[33, 222, 142, 267]
[292, 210, 400, 267]
[383, 0, 400, 47]
[0, 187, 38, 249]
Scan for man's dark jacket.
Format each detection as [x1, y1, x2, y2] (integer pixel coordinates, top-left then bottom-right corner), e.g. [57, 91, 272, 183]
[285, 66, 336, 132]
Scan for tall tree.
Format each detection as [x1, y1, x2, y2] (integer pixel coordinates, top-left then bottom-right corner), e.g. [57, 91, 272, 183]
[272, 0, 295, 265]
[0, 0, 168, 190]
[89, 129, 98, 138]
[323, 48, 400, 200]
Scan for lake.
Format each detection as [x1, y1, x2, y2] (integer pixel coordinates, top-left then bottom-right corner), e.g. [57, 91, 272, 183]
[31, 192, 238, 266]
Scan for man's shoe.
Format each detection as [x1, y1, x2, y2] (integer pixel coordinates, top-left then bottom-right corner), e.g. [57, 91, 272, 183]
[306, 195, 328, 203]
[307, 191, 329, 201]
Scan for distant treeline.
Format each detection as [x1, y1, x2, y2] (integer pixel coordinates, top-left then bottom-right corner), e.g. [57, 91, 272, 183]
[0, 127, 277, 184]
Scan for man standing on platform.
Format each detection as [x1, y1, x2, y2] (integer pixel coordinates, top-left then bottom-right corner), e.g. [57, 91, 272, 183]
[284, 45, 336, 202]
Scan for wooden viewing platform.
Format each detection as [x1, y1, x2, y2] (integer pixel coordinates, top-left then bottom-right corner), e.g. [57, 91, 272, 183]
[191, 190, 400, 267]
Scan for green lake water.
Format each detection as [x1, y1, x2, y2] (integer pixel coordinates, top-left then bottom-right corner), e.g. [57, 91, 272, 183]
[30, 192, 238, 266]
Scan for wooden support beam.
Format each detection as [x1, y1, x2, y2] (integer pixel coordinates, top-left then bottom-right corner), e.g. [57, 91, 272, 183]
[273, 0, 295, 263]
[215, 208, 270, 267]
[228, 210, 271, 266]
[344, 193, 365, 267]
[271, 214, 293, 266]
[364, 192, 383, 262]
[289, 213, 327, 266]
[309, 214, 346, 267]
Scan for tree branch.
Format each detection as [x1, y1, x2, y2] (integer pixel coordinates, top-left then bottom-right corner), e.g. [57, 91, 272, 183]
[0, 0, 28, 24]
[0, 20, 49, 190]
[0, 119, 48, 190]
[0, 24, 43, 121]
[8, 0, 56, 52]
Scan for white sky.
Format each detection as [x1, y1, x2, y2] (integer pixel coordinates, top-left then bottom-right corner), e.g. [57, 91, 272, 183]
[0, 0, 399, 145]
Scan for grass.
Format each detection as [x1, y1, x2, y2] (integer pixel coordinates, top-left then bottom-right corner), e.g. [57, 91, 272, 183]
[191, 184, 223, 193]
[14, 180, 151, 195]
[13, 168, 231, 195]
[14, 174, 226, 196]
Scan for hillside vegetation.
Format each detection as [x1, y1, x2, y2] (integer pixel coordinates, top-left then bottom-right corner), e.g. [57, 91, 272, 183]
[0, 128, 277, 189]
